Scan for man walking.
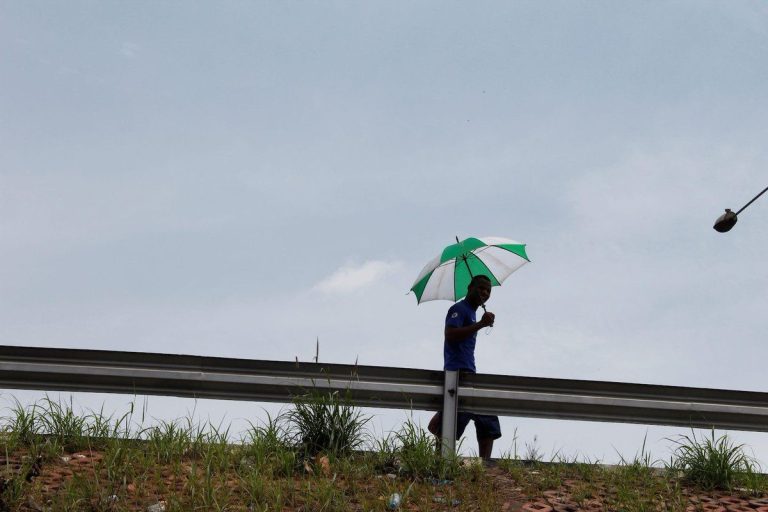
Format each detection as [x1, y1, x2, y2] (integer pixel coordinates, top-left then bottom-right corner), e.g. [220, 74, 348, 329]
[428, 274, 501, 459]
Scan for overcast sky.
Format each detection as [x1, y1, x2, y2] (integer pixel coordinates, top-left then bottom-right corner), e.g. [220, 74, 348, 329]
[2, 1, 768, 464]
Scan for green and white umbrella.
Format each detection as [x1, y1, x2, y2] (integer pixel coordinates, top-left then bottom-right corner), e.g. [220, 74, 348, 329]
[410, 236, 530, 303]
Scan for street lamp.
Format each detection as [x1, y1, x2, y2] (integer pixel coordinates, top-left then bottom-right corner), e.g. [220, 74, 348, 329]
[713, 185, 768, 233]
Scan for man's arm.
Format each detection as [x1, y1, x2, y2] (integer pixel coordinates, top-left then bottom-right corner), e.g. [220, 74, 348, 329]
[444, 311, 495, 343]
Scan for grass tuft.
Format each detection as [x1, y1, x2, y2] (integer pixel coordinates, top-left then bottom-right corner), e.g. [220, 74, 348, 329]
[285, 388, 370, 458]
[395, 418, 460, 479]
[667, 429, 757, 490]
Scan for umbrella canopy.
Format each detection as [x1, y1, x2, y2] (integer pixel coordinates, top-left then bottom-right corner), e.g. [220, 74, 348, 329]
[410, 236, 530, 303]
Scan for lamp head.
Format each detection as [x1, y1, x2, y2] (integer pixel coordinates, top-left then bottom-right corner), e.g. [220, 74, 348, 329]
[713, 209, 738, 233]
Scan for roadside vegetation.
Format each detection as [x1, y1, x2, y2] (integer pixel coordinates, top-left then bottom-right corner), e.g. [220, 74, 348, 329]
[1, 392, 766, 511]
[499, 432, 768, 511]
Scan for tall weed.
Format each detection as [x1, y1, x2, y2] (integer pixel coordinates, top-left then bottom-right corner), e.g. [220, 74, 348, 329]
[667, 429, 755, 490]
[396, 419, 459, 479]
[3, 398, 39, 447]
[242, 412, 295, 477]
[36, 396, 90, 452]
[285, 388, 370, 457]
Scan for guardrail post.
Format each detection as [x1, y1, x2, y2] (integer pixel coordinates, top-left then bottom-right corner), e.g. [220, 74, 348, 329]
[440, 370, 459, 458]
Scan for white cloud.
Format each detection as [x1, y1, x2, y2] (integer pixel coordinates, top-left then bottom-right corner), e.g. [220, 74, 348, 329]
[314, 260, 403, 294]
[120, 42, 139, 58]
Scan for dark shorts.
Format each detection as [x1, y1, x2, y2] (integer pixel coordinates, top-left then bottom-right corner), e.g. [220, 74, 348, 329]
[430, 411, 502, 441]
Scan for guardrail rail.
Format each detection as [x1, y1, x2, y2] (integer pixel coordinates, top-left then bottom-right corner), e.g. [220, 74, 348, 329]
[1, 345, 767, 455]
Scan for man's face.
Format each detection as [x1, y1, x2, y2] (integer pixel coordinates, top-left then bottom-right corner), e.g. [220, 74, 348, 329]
[468, 279, 492, 305]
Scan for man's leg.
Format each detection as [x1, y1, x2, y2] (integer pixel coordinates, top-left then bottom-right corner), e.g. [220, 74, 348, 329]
[428, 412, 442, 454]
[428, 412, 441, 436]
[474, 415, 501, 460]
[478, 437, 494, 459]
[429, 412, 473, 456]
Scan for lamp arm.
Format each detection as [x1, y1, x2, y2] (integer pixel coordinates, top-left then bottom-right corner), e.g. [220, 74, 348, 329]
[736, 185, 768, 215]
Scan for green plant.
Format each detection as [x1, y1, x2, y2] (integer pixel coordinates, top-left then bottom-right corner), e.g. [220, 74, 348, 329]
[191, 420, 234, 474]
[524, 435, 544, 463]
[394, 418, 435, 477]
[239, 464, 269, 509]
[192, 463, 233, 511]
[4, 398, 39, 448]
[369, 432, 399, 473]
[285, 388, 370, 457]
[0, 465, 29, 512]
[83, 403, 136, 451]
[36, 396, 91, 453]
[303, 476, 346, 510]
[573, 460, 601, 482]
[497, 454, 525, 481]
[614, 432, 658, 484]
[667, 429, 755, 490]
[740, 463, 768, 496]
[144, 419, 193, 463]
[395, 418, 460, 479]
[242, 413, 296, 477]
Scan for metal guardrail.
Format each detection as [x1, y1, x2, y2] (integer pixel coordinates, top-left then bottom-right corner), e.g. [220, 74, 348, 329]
[0, 345, 445, 412]
[1, 345, 768, 434]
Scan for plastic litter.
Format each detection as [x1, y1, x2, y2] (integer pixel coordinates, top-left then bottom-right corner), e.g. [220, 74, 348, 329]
[433, 496, 461, 506]
[387, 492, 401, 509]
[146, 502, 167, 512]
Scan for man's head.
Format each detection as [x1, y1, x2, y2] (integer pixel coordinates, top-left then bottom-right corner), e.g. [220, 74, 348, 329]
[466, 275, 492, 307]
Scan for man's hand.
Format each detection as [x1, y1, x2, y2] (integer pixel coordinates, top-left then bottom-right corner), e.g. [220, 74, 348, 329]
[479, 311, 495, 327]
[445, 310, 496, 342]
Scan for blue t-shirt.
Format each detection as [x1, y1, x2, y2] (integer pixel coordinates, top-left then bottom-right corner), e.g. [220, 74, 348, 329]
[443, 299, 477, 372]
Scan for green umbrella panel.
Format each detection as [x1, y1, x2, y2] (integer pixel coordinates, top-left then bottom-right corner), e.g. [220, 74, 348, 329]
[410, 236, 530, 303]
